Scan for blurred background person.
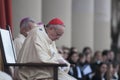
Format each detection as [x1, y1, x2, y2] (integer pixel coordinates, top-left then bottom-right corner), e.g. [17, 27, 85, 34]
[14, 17, 36, 58]
[102, 50, 109, 62]
[69, 47, 78, 54]
[85, 52, 92, 64]
[62, 46, 70, 60]
[92, 50, 103, 64]
[107, 50, 115, 63]
[67, 51, 79, 67]
[92, 62, 108, 80]
[82, 46, 93, 56]
[68, 52, 79, 79]
[91, 51, 103, 74]
[111, 62, 120, 80]
[77, 53, 92, 80]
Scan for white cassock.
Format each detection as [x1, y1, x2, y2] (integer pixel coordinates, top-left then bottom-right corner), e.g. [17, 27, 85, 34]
[16, 25, 77, 80]
[14, 33, 26, 58]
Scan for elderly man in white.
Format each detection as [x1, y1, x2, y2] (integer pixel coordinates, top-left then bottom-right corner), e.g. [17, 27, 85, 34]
[14, 17, 37, 58]
[16, 18, 76, 80]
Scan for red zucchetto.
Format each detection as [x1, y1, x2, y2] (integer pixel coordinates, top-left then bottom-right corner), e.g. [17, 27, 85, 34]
[48, 18, 64, 25]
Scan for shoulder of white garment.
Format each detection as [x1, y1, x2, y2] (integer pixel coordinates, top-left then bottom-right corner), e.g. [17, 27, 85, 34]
[14, 33, 25, 39]
[14, 33, 26, 43]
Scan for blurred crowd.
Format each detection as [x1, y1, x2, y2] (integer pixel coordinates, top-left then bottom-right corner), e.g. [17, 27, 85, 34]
[57, 46, 120, 80]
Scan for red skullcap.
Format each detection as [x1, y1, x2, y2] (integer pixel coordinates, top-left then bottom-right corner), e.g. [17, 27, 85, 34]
[48, 18, 64, 25]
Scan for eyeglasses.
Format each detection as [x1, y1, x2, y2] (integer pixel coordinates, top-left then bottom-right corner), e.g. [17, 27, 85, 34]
[54, 28, 63, 37]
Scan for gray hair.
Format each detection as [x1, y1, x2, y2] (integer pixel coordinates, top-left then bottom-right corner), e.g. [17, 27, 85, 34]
[20, 17, 35, 28]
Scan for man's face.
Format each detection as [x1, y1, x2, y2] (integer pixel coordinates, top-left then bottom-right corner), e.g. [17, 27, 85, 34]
[100, 64, 107, 74]
[107, 51, 114, 60]
[48, 25, 65, 41]
[71, 53, 79, 63]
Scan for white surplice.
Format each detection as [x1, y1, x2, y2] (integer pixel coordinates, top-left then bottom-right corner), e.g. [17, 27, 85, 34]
[14, 33, 26, 58]
[16, 25, 76, 80]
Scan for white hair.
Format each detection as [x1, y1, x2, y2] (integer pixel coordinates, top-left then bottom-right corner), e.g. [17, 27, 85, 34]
[20, 17, 35, 28]
[0, 71, 12, 80]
